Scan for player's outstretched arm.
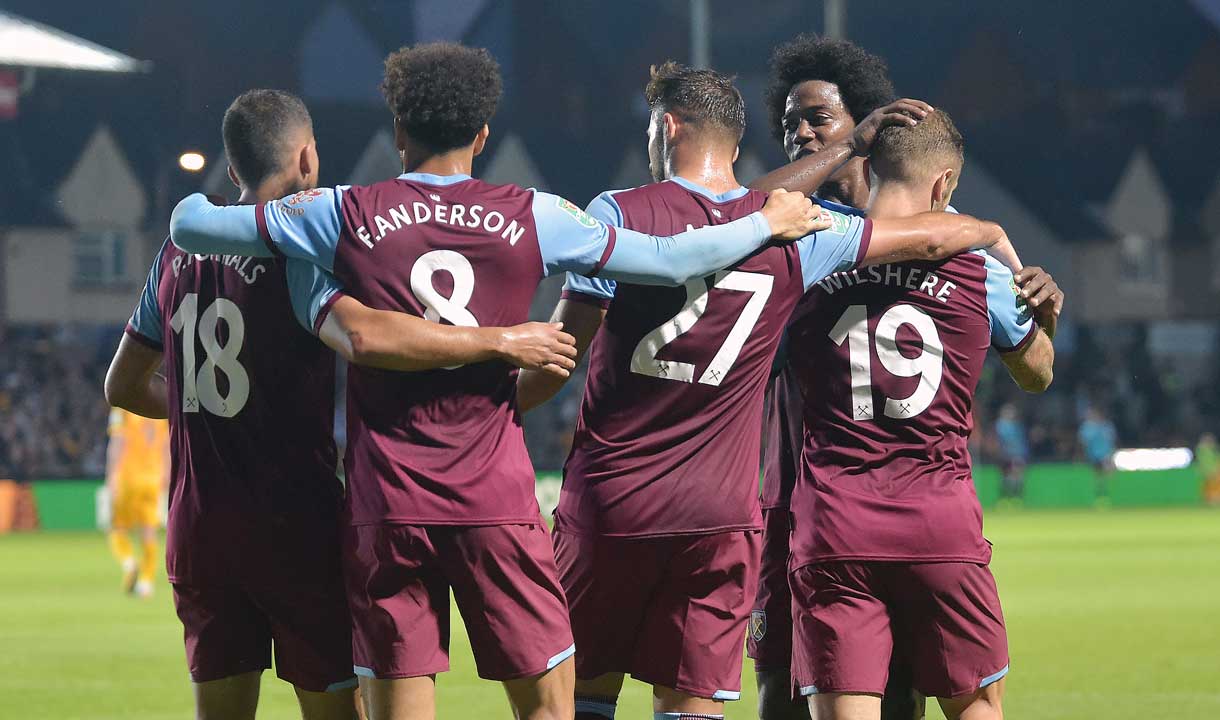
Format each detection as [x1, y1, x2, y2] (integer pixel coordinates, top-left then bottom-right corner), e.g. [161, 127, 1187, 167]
[598, 189, 828, 284]
[170, 194, 271, 258]
[317, 296, 577, 377]
[171, 190, 341, 268]
[516, 298, 607, 413]
[748, 99, 932, 195]
[864, 213, 1021, 270]
[104, 335, 169, 419]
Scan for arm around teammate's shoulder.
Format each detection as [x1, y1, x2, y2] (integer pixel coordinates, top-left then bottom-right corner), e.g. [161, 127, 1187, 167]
[535, 189, 827, 286]
[863, 213, 1020, 270]
[316, 297, 577, 375]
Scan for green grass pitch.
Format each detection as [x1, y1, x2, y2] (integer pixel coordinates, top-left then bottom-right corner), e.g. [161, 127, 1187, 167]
[2, 508, 1218, 718]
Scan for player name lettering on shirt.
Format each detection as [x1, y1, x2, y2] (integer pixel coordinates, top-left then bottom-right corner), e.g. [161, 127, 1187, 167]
[173, 252, 267, 286]
[816, 263, 958, 303]
[355, 200, 526, 249]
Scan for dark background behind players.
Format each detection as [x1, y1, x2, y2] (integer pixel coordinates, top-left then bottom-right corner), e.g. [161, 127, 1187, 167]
[2, 0, 1219, 476]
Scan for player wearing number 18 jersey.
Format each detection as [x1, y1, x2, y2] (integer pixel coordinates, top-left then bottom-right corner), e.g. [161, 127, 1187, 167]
[787, 112, 1055, 720]
[108, 89, 582, 720]
[167, 44, 829, 720]
[517, 64, 1021, 720]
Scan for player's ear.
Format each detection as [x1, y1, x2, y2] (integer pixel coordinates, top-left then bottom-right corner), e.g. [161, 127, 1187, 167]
[227, 165, 240, 190]
[932, 169, 951, 211]
[298, 143, 315, 180]
[732, 146, 740, 163]
[663, 112, 679, 143]
[472, 124, 490, 158]
[932, 168, 956, 211]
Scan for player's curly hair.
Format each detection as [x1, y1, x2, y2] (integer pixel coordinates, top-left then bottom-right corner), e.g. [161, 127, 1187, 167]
[381, 42, 503, 152]
[645, 61, 746, 141]
[764, 35, 895, 142]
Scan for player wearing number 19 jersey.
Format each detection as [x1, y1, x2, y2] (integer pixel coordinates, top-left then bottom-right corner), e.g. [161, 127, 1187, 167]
[787, 112, 1054, 720]
[517, 63, 1021, 720]
[167, 44, 830, 720]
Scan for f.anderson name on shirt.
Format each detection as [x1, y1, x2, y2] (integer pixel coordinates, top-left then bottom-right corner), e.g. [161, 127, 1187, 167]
[354, 199, 528, 249]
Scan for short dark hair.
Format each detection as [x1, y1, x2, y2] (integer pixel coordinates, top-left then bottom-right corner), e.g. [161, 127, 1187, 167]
[381, 42, 503, 152]
[871, 109, 964, 182]
[765, 35, 894, 141]
[222, 89, 313, 188]
[645, 61, 745, 141]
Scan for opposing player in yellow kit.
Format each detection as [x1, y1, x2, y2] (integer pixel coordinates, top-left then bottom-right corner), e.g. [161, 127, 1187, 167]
[106, 408, 169, 598]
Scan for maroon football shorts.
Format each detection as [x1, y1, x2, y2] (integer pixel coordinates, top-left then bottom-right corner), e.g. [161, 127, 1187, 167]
[345, 522, 574, 681]
[553, 527, 761, 701]
[747, 509, 794, 672]
[171, 577, 356, 693]
[791, 561, 1009, 699]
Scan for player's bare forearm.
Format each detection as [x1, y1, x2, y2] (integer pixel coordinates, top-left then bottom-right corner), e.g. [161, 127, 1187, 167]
[321, 296, 577, 375]
[1000, 329, 1054, 393]
[864, 214, 1018, 268]
[104, 335, 169, 419]
[748, 140, 854, 195]
[516, 300, 606, 413]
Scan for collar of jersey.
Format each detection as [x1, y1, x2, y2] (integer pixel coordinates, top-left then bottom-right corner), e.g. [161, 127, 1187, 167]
[398, 172, 473, 186]
[812, 195, 865, 217]
[668, 176, 749, 203]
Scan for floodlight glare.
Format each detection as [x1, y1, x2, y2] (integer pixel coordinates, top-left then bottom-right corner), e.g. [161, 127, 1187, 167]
[178, 152, 205, 172]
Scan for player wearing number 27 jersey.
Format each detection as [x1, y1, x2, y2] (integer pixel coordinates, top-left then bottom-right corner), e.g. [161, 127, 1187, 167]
[788, 112, 1054, 718]
[517, 65, 1022, 718]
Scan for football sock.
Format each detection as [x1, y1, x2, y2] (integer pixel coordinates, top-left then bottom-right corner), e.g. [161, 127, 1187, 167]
[138, 536, 158, 585]
[575, 694, 618, 719]
[653, 714, 724, 720]
[108, 530, 133, 567]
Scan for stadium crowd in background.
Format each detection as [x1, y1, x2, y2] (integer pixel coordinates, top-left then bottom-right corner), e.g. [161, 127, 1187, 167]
[0, 325, 111, 481]
[0, 322, 1215, 480]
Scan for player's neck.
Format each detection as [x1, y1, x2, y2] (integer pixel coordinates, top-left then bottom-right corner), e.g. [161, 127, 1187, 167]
[402, 144, 474, 178]
[237, 176, 301, 205]
[816, 161, 870, 209]
[867, 183, 931, 219]
[667, 146, 740, 195]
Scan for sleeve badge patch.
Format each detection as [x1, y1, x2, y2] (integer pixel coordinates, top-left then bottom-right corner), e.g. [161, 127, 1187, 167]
[827, 209, 850, 235]
[557, 197, 600, 229]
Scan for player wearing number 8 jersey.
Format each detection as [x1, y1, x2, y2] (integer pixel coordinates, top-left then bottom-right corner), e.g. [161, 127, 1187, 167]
[515, 63, 1021, 720]
[167, 45, 829, 720]
[786, 111, 1055, 720]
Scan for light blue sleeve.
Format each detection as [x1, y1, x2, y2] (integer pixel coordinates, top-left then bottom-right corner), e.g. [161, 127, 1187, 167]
[983, 251, 1036, 351]
[170, 188, 345, 271]
[532, 190, 772, 286]
[285, 259, 345, 334]
[797, 211, 870, 290]
[561, 192, 622, 302]
[126, 243, 166, 348]
[259, 187, 347, 271]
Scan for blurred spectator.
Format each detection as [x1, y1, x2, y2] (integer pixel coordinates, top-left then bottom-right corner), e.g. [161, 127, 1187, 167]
[1078, 406, 1117, 498]
[994, 404, 1029, 499]
[1198, 433, 1220, 506]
